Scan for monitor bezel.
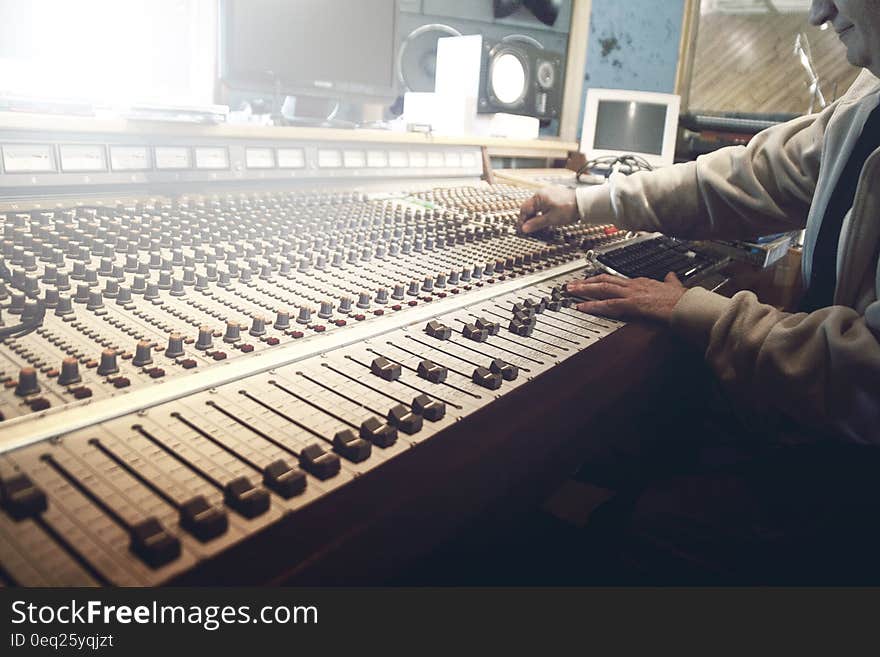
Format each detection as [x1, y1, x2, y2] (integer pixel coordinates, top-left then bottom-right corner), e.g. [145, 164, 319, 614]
[579, 88, 681, 169]
[217, 0, 400, 104]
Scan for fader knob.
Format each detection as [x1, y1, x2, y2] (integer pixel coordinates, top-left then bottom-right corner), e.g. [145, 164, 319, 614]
[165, 333, 185, 358]
[133, 340, 154, 367]
[195, 326, 214, 351]
[14, 367, 40, 397]
[223, 321, 242, 343]
[249, 316, 267, 337]
[97, 349, 119, 376]
[275, 310, 292, 329]
[58, 357, 82, 386]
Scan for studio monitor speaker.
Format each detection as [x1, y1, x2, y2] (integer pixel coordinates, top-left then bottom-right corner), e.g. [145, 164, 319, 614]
[478, 38, 562, 120]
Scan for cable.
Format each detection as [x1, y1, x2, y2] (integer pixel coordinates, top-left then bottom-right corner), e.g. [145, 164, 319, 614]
[576, 154, 653, 183]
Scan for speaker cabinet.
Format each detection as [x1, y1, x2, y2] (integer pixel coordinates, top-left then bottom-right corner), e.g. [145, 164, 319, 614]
[478, 38, 562, 120]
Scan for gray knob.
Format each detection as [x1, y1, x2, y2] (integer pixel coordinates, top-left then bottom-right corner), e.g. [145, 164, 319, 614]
[195, 326, 214, 350]
[260, 264, 274, 280]
[249, 316, 266, 337]
[407, 280, 420, 296]
[315, 254, 327, 270]
[165, 333, 185, 358]
[218, 271, 231, 288]
[331, 252, 343, 267]
[132, 275, 147, 294]
[223, 321, 241, 343]
[58, 357, 82, 385]
[103, 279, 119, 297]
[275, 310, 291, 329]
[86, 290, 104, 310]
[182, 267, 196, 285]
[74, 284, 90, 304]
[338, 296, 352, 313]
[169, 279, 186, 297]
[42, 264, 58, 284]
[239, 267, 252, 283]
[55, 294, 74, 316]
[318, 300, 334, 319]
[43, 288, 60, 308]
[356, 292, 371, 309]
[55, 271, 70, 290]
[461, 268, 471, 282]
[435, 273, 447, 289]
[133, 340, 154, 367]
[116, 286, 132, 305]
[392, 284, 405, 300]
[97, 349, 119, 375]
[157, 271, 172, 290]
[375, 288, 389, 304]
[195, 274, 209, 291]
[295, 307, 311, 325]
[421, 277, 434, 293]
[448, 270, 459, 285]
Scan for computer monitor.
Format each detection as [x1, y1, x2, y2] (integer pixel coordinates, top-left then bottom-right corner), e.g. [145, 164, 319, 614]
[580, 89, 681, 169]
[219, 0, 398, 104]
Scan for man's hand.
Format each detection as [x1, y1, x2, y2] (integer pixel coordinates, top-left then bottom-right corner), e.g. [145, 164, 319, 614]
[565, 272, 687, 324]
[517, 186, 578, 234]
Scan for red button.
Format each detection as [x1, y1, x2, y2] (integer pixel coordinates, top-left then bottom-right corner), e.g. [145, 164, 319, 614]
[312, 325, 326, 332]
[113, 378, 131, 389]
[149, 368, 165, 378]
[240, 343, 255, 352]
[373, 309, 384, 316]
[335, 319, 347, 327]
[266, 337, 280, 345]
[180, 359, 197, 369]
[289, 331, 304, 339]
[72, 387, 93, 399]
[212, 352, 227, 360]
[408, 300, 418, 307]
[391, 305, 402, 311]
[354, 314, 366, 321]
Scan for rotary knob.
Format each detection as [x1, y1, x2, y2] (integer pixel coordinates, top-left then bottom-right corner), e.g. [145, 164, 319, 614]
[375, 288, 389, 304]
[407, 280, 420, 296]
[421, 276, 434, 292]
[195, 326, 214, 351]
[275, 310, 292, 330]
[296, 307, 312, 325]
[58, 357, 82, 386]
[115, 286, 132, 305]
[249, 316, 267, 337]
[97, 349, 119, 376]
[435, 273, 447, 289]
[169, 278, 186, 297]
[14, 367, 40, 397]
[86, 290, 104, 311]
[144, 283, 160, 301]
[131, 275, 147, 294]
[103, 279, 119, 298]
[356, 292, 371, 309]
[74, 284, 90, 304]
[318, 300, 334, 319]
[392, 284, 405, 301]
[43, 288, 59, 308]
[165, 333, 185, 358]
[338, 296, 353, 313]
[223, 321, 242, 343]
[133, 340, 154, 367]
[54, 295, 74, 317]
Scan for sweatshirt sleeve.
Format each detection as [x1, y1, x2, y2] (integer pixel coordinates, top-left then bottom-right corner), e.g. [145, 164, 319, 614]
[576, 102, 834, 241]
[670, 287, 880, 444]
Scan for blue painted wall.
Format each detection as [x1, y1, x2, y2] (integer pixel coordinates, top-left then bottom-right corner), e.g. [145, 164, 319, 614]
[577, 0, 686, 138]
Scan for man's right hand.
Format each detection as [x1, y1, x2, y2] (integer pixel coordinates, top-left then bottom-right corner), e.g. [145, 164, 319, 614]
[517, 186, 579, 234]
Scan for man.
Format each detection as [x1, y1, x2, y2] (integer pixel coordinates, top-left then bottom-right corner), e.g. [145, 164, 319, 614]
[517, 1, 880, 582]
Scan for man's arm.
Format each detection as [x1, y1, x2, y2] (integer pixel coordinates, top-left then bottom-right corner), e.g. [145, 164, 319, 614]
[576, 105, 832, 241]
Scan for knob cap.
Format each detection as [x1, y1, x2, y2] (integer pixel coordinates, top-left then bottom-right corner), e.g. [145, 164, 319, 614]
[223, 321, 242, 343]
[165, 333, 185, 358]
[249, 316, 267, 337]
[275, 310, 291, 330]
[318, 300, 334, 319]
[14, 367, 40, 396]
[133, 340, 154, 367]
[86, 290, 104, 311]
[97, 349, 119, 375]
[58, 357, 82, 386]
[195, 326, 214, 351]
[54, 294, 74, 317]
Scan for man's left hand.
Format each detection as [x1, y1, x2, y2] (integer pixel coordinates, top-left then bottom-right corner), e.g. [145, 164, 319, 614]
[565, 272, 687, 324]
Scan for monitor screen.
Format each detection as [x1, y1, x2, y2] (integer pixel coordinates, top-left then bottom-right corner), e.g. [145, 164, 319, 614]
[221, 0, 397, 100]
[593, 100, 668, 156]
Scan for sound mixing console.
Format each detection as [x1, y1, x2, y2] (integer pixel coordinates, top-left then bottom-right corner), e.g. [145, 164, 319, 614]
[0, 130, 634, 586]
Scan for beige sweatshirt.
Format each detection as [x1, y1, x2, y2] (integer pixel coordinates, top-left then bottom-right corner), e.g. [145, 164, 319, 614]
[575, 71, 880, 444]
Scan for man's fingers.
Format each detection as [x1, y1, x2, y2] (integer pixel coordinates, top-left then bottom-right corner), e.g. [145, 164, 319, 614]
[576, 298, 631, 319]
[664, 271, 682, 285]
[519, 194, 541, 221]
[520, 210, 556, 234]
[567, 281, 624, 300]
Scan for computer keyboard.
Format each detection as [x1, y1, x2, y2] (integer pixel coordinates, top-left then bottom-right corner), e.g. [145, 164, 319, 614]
[592, 234, 730, 287]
